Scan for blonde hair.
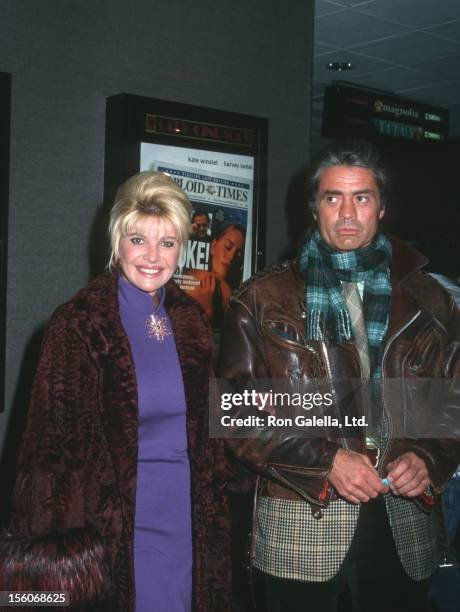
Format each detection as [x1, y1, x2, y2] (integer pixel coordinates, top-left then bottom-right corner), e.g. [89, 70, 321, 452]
[108, 171, 192, 269]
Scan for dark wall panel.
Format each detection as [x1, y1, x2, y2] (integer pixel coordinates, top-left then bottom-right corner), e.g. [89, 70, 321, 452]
[0, 1, 314, 449]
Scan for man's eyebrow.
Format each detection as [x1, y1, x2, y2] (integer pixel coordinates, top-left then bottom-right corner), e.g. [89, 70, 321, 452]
[320, 188, 376, 196]
[352, 188, 375, 195]
[321, 189, 342, 196]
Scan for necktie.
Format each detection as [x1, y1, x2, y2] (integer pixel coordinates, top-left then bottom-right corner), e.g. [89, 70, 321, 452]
[343, 283, 389, 452]
[343, 282, 370, 380]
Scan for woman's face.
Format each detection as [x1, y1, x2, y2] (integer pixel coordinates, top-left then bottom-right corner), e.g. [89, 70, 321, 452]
[118, 216, 180, 296]
[211, 227, 244, 280]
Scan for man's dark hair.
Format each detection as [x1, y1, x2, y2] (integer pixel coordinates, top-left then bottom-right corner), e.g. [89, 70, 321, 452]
[192, 208, 209, 223]
[307, 139, 389, 212]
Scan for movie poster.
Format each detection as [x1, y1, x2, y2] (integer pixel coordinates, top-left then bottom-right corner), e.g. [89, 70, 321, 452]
[140, 143, 254, 330]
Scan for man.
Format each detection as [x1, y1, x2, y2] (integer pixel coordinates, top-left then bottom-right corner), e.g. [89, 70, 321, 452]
[191, 209, 210, 241]
[218, 140, 460, 612]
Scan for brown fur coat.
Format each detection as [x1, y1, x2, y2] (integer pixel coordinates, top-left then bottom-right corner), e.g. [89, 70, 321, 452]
[0, 273, 231, 611]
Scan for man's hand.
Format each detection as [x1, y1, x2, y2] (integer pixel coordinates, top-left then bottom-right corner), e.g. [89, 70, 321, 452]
[385, 452, 431, 497]
[328, 448, 388, 504]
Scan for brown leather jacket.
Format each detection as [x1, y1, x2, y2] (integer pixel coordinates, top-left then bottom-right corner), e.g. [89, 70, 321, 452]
[218, 238, 460, 512]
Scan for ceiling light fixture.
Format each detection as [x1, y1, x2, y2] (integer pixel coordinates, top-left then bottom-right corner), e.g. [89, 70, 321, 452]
[326, 61, 353, 72]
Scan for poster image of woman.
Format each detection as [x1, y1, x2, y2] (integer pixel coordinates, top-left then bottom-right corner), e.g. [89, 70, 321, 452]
[190, 221, 245, 328]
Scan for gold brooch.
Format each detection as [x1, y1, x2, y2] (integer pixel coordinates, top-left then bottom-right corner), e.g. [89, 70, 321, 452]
[146, 313, 172, 342]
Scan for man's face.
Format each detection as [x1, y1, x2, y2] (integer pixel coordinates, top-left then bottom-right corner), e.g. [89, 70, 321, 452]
[313, 165, 384, 251]
[193, 214, 208, 239]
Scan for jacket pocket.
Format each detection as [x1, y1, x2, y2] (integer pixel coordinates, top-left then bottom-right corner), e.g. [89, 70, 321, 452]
[262, 321, 326, 378]
[405, 322, 446, 378]
[263, 319, 307, 348]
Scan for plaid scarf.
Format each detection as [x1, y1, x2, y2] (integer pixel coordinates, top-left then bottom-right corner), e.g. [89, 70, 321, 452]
[298, 229, 392, 378]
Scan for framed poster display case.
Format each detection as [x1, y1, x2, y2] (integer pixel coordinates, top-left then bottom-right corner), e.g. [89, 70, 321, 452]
[104, 94, 268, 332]
[0, 73, 11, 411]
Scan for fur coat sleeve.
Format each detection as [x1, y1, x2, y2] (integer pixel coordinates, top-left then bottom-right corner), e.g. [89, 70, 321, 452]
[0, 303, 114, 610]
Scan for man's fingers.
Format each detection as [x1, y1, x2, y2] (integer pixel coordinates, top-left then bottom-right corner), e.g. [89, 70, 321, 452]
[385, 452, 430, 497]
[328, 449, 387, 501]
[392, 477, 431, 497]
[347, 487, 369, 503]
[341, 478, 384, 502]
[389, 468, 428, 489]
[346, 479, 382, 500]
[386, 457, 410, 481]
[394, 482, 429, 497]
[389, 466, 415, 488]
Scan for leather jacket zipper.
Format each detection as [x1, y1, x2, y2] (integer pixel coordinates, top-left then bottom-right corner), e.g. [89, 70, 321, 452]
[321, 340, 350, 450]
[379, 310, 421, 472]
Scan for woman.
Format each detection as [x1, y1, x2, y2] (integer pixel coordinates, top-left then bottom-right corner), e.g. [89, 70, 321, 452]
[0, 172, 231, 611]
[191, 222, 245, 327]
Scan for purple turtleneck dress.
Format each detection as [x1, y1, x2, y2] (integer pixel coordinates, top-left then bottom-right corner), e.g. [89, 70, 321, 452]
[118, 277, 192, 612]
